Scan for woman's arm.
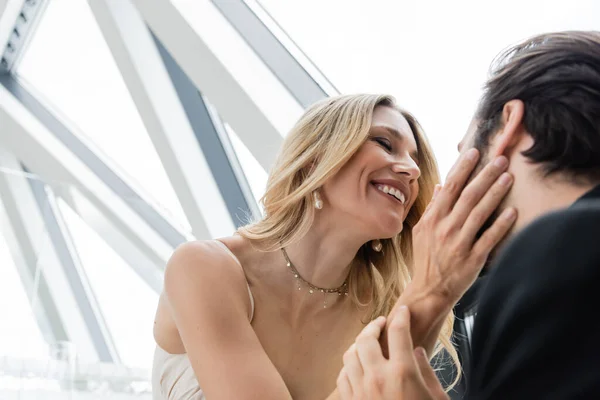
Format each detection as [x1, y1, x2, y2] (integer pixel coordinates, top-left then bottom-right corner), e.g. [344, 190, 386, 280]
[164, 241, 293, 400]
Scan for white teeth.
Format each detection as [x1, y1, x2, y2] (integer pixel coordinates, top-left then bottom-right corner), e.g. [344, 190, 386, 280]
[397, 192, 406, 204]
[375, 184, 406, 204]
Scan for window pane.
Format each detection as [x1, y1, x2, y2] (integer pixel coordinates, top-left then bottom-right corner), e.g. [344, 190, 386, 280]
[226, 123, 268, 206]
[58, 199, 158, 370]
[257, 0, 600, 176]
[0, 228, 48, 359]
[17, 0, 191, 233]
[170, 0, 304, 136]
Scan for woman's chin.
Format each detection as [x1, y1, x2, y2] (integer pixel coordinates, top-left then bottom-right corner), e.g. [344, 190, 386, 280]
[374, 222, 404, 240]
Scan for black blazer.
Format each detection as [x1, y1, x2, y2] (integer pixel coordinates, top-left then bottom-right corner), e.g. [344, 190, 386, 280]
[466, 184, 600, 399]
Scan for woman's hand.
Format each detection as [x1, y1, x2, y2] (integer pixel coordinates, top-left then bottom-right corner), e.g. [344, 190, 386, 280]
[412, 148, 516, 307]
[385, 149, 517, 355]
[337, 308, 448, 400]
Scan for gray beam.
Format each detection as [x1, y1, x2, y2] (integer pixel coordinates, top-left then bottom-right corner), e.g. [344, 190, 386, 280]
[153, 33, 260, 225]
[0, 82, 168, 296]
[132, 0, 282, 172]
[0, 0, 7, 29]
[0, 156, 68, 345]
[0, 153, 98, 362]
[0, 0, 22, 71]
[0, 0, 47, 73]
[87, 0, 235, 239]
[60, 188, 164, 293]
[25, 165, 120, 363]
[0, 74, 187, 248]
[0, 81, 173, 297]
[211, 0, 337, 108]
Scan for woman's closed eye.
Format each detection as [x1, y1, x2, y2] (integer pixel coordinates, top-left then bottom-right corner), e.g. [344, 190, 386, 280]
[374, 137, 393, 152]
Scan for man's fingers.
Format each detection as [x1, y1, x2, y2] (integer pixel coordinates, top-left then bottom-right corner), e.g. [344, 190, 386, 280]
[388, 306, 414, 363]
[450, 156, 509, 226]
[460, 171, 513, 242]
[433, 148, 480, 215]
[342, 343, 363, 388]
[356, 316, 386, 340]
[472, 207, 517, 261]
[356, 339, 385, 369]
[336, 370, 353, 400]
[356, 319, 386, 368]
[414, 347, 449, 400]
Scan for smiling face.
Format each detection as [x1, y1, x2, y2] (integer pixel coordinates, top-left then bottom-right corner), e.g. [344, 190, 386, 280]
[321, 106, 421, 239]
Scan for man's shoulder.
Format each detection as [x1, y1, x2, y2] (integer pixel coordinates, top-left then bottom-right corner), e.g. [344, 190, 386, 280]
[468, 196, 600, 399]
[490, 198, 600, 285]
[517, 197, 600, 244]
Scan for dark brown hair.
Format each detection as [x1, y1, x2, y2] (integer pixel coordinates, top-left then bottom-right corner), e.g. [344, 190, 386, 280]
[475, 31, 600, 182]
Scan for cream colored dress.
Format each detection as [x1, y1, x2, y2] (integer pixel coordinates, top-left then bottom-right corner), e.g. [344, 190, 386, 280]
[152, 240, 255, 400]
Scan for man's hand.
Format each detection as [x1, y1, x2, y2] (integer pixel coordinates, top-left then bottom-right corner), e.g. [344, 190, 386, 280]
[337, 307, 448, 400]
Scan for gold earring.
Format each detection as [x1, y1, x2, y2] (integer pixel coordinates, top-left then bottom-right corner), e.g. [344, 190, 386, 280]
[371, 239, 382, 252]
[313, 191, 323, 210]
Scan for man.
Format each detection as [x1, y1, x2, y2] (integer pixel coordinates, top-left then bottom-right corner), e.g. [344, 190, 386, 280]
[338, 31, 600, 399]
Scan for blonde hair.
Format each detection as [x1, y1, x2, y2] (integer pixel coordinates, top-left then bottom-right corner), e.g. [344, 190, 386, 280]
[238, 94, 460, 388]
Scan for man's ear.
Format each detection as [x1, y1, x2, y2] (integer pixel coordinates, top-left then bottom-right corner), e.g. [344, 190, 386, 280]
[489, 99, 526, 157]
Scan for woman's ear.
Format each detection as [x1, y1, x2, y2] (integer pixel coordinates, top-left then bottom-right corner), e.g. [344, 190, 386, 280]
[490, 99, 526, 157]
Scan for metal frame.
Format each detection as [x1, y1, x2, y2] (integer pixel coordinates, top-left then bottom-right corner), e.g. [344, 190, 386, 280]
[0, 151, 68, 346]
[211, 0, 337, 108]
[25, 164, 120, 363]
[153, 33, 260, 224]
[0, 75, 188, 248]
[0, 152, 113, 362]
[0, 0, 23, 69]
[0, 0, 346, 378]
[0, 0, 47, 73]
[132, 0, 283, 171]
[87, 0, 244, 236]
[0, 79, 172, 293]
[60, 188, 165, 293]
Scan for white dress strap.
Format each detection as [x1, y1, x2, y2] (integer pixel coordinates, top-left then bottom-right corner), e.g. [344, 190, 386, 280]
[213, 240, 255, 322]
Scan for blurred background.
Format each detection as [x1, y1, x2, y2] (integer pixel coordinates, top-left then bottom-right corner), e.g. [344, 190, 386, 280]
[0, 0, 597, 398]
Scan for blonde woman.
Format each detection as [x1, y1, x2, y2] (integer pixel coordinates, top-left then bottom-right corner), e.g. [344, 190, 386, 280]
[152, 94, 514, 400]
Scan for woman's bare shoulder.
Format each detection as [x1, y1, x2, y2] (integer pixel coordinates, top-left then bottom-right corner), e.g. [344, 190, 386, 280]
[155, 238, 251, 353]
[164, 238, 248, 283]
[216, 234, 256, 261]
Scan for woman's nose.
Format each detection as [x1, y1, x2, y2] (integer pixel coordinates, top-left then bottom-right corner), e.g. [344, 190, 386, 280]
[391, 157, 421, 181]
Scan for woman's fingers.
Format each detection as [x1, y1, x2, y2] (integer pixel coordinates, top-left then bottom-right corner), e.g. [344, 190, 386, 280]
[450, 156, 509, 227]
[472, 207, 518, 261]
[432, 184, 442, 201]
[460, 171, 513, 243]
[424, 184, 443, 215]
[431, 148, 480, 216]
